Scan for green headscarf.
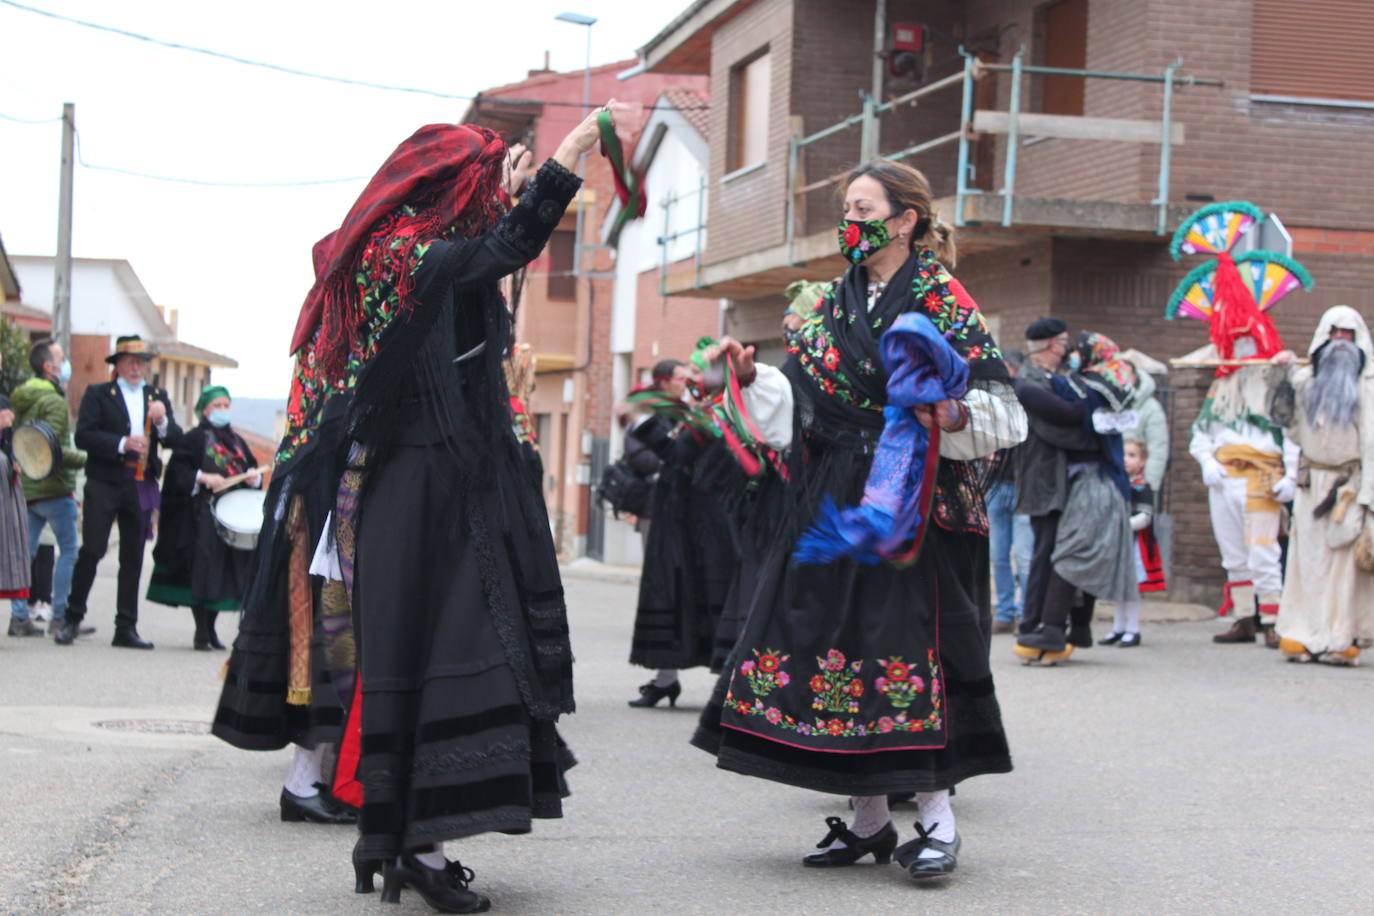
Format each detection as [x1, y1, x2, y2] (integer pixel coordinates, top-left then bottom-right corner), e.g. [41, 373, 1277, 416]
[196, 384, 230, 415]
[689, 335, 717, 371]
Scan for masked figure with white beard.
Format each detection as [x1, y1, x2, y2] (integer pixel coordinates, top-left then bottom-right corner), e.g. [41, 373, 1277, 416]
[1271, 306, 1374, 664]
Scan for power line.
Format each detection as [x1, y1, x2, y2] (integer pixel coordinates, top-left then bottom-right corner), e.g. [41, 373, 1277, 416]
[0, 110, 61, 124]
[0, 0, 709, 111]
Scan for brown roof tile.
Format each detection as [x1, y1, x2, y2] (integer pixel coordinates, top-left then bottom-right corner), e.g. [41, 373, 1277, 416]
[660, 87, 710, 137]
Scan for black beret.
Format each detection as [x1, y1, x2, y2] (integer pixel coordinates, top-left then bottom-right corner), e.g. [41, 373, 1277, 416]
[1025, 317, 1067, 341]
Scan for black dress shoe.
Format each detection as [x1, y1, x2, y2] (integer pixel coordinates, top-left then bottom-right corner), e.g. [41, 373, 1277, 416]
[1098, 631, 1124, 645]
[381, 854, 491, 913]
[111, 627, 154, 649]
[627, 679, 681, 708]
[895, 822, 961, 880]
[802, 816, 898, 867]
[279, 788, 358, 824]
[1119, 632, 1141, 648]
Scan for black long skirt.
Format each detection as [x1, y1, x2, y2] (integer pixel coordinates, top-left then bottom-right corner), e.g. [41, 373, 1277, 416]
[629, 449, 738, 670]
[692, 526, 1011, 796]
[353, 445, 572, 858]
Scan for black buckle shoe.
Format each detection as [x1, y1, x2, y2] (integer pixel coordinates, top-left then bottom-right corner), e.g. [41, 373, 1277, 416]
[802, 816, 898, 867]
[895, 821, 961, 880]
[380, 854, 491, 913]
[279, 788, 358, 825]
[627, 679, 682, 708]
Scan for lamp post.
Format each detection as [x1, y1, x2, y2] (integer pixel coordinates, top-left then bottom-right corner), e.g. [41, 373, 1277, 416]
[555, 11, 596, 280]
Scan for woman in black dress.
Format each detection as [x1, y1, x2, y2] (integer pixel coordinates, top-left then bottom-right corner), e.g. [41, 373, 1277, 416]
[146, 385, 260, 649]
[288, 106, 625, 913]
[695, 160, 1026, 881]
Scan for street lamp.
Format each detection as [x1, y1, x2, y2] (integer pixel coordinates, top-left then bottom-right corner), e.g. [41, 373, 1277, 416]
[555, 11, 597, 279]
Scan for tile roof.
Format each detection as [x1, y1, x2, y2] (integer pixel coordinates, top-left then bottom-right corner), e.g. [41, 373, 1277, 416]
[660, 87, 710, 137]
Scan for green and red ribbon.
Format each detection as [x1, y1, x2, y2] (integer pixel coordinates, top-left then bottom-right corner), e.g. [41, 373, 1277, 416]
[598, 109, 647, 236]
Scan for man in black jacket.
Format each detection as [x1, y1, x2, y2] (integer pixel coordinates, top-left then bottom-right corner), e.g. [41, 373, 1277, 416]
[65, 335, 182, 649]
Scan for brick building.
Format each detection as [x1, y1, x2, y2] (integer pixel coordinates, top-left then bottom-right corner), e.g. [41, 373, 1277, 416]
[463, 60, 707, 559]
[629, 0, 1374, 601]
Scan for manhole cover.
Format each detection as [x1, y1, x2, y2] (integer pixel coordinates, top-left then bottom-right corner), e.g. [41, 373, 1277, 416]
[93, 719, 212, 735]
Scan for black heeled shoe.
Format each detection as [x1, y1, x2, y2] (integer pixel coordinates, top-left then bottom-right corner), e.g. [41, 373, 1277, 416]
[279, 787, 358, 824]
[802, 816, 898, 867]
[627, 679, 681, 708]
[352, 840, 382, 893]
[895, 821, 961, 880]
[380, 854, 491, 913]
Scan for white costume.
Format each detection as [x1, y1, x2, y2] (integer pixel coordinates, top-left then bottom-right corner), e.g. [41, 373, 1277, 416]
[1275, 306, 1374, 661]
[1189, 355, 1299, 620]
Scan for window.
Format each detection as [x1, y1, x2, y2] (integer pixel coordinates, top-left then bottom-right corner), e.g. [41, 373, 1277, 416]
[1039, 0, 1087, 116]
[728, 49, 771, 173]
[547, 230, 576, 299]
[1253, 0, 1374, 104]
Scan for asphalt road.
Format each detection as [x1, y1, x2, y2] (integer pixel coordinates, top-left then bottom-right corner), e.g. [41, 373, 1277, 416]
[1, 556, 1371, 915]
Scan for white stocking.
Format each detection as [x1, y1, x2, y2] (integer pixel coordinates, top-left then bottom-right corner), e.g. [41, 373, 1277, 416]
[1112, 601, 1130, 635]
[414, 844, 446, 869]
[847, 794, 891, 841]
[1118, 597, 1141, 634]
[915, 790, 956, 858]
[283, 743, 324, 797]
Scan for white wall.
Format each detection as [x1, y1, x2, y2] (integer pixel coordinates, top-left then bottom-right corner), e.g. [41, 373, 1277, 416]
[10, 257, 163, 338]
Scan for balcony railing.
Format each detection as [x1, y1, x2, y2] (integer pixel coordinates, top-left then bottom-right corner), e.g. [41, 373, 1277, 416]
[660, 47, 1222, 293]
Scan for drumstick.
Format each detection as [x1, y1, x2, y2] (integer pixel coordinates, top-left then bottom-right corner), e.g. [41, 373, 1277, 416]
[211, 465, 272, 492]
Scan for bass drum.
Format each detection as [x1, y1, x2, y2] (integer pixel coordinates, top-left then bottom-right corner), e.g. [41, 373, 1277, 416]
[213, 488, 266, 551]
[12, 421, 61, 481]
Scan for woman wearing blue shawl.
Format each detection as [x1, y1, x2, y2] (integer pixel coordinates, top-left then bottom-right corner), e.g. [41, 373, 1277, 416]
[692, 161, 1026, 881]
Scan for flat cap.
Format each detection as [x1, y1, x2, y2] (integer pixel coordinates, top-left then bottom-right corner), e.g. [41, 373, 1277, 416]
[1025, 317, 1068, 341]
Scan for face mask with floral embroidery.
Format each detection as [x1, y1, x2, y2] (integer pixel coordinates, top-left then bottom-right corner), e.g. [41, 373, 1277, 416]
[837, 218, 893, 264]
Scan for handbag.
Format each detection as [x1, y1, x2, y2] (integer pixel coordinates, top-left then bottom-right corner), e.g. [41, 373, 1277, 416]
[595, 460, 652, 518]
[1355, 508, 1374, 574]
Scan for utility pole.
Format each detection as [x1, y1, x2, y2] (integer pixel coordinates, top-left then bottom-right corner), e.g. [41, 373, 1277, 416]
[53, 102, 75, 353]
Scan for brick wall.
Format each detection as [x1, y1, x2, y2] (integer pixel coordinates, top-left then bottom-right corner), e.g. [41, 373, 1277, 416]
[704, 0, 794, 265]
[632, 261, 720, 375]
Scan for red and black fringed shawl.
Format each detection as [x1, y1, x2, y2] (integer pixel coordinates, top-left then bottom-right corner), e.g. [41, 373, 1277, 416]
[289, 123, 510, 380]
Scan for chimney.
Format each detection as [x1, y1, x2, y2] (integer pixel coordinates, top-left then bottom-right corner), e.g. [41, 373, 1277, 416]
[168, 307, 179, 338]
[528, 51, 554, 77]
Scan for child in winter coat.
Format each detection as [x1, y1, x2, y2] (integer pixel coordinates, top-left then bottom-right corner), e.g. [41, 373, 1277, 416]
[1100, 439, 1167, 646]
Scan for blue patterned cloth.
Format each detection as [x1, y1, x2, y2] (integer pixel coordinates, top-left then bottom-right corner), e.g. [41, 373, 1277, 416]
[794, 312, 969, 564]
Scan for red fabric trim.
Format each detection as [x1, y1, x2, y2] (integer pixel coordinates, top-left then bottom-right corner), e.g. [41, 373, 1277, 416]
[0, 589, 28, 599]
[1217, 579, 1252, 617]
[331, 677, 364, 809]
[1137, 530, 1167, 593]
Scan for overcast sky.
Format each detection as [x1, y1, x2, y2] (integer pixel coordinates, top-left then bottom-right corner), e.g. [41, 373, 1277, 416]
[0, 0, 677, 397]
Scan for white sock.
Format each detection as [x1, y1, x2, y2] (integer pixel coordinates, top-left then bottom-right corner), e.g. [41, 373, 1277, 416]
[283, 743, 324, 797]
[414, 844, 446, 869]
[653, 669, 679, 688]
[1112, 602, 1129, 635]
[915, 790, 956, 858]
[1119, 597, 1141, 634]
[847, 795, 891, 840]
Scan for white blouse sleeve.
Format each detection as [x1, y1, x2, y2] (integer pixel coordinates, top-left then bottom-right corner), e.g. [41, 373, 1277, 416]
[741, 363, 795, 450]
[938, 386, 1028, 461]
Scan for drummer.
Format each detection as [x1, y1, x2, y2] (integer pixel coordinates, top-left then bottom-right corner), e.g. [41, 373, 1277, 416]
[146, 385, 261, 650]
[9, 340, 85, 642]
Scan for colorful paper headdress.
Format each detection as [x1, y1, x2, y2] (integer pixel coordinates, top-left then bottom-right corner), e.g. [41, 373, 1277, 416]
[1164, 201, 1312, 376]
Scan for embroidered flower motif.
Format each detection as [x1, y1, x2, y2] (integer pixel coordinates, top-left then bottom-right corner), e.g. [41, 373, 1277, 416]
[822, 347, 841, 371]
[765, 707, 783, 724]
[875, 655, 926, 709]
[842, 222, 861, 248]
[739, 648, 791, 698]
[811, 651, 864, 714]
